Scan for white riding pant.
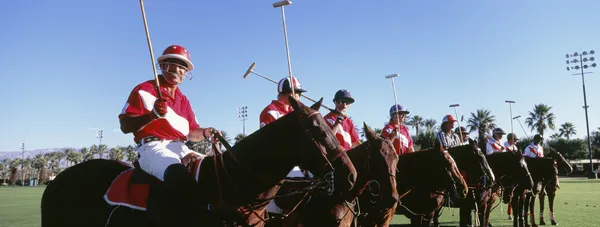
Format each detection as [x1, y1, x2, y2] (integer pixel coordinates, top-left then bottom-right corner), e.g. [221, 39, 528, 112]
[137, 140, 203, 181]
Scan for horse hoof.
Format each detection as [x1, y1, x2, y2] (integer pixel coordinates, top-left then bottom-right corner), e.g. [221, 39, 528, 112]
[532, 224, 538, 227]
[508, 215, 513, 220]
[551, 220, 558, 225]
[540, 219, 546, 225]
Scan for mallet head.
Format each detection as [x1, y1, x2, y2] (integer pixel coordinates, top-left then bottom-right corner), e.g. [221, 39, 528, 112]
[449, 104, 460, 108]
[273, 0, 292, 7]
[243, 62, 256, 79]
[385, 74, 399, 79]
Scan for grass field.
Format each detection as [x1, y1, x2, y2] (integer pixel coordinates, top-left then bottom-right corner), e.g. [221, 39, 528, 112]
[1, 178, 598, 227]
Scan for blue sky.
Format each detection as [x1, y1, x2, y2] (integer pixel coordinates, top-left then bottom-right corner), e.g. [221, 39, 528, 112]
[1, 0, 599, 152]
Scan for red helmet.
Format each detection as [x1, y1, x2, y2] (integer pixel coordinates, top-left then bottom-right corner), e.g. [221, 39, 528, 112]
[157, 45, 194, 71]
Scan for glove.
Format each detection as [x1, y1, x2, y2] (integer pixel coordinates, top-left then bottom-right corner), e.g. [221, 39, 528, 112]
[153, 98, 168, 118]
[336, 115, 345, 123]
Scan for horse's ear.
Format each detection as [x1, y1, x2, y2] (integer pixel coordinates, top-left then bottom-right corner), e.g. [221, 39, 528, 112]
[469, 138, 477, 147]
[289, 95, 303, 112]
[309, 97, 323, 111]
[364, 122, 376, 142]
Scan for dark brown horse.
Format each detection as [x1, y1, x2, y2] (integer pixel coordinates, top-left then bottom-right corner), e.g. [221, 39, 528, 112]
[431, 139, 496, 227]
[394, 144, 469, 227]
[40, 97, 357, 227]
[485, 151, 534, 227]
[264, 123, 399, 227]
[523, 148, 572, 227]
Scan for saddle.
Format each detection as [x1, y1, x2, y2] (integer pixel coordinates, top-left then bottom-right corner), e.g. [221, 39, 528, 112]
[103, 159, 203, 211]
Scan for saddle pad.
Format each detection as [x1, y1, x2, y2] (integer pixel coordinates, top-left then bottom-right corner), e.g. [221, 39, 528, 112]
[104, 169, 150, 211]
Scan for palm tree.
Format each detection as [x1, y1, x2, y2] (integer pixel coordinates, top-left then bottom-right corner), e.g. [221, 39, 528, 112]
[125, 145, 137, 163]
[234, 133, 247, 144]
[525, 103, 556, 136]
[374, 128, 383, 136]
[558, 122, 577, 140]
[550, 133, 561, 140]
[423, 118, 438, 133]
[407, 115, 424, 135]
[63, 148, 73, 168]
[80, 147, 93, 161]
[33, 154, 47, 183]
[98, 144, 108, 159]
[467, 109, 497, 141]
[109, 147, 126, 161]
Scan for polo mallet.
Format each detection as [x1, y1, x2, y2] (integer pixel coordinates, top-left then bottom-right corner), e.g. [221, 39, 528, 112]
[273, 0, 296, 98]
[449, 104, 463, 141]
[243, 62, 348, 118]
[139, 0, 161, 98]
[385, 74, 402, 136]
[513, 115, 529, 138]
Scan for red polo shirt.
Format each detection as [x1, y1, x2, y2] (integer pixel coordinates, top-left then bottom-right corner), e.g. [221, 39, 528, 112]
[119, 79, 200, 144]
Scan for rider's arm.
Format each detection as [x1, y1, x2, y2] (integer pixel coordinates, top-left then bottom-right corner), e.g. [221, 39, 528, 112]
[119, 113, 158, 134]
[119, 87, 160, 134]
[350, 124, 361, 148]
[406, 135, 415, 153]
[188, 128, 213, 142]
[381, 126, 395, 142]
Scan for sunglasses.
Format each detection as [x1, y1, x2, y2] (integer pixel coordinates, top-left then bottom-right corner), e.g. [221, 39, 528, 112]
[336, 100, 352, 105]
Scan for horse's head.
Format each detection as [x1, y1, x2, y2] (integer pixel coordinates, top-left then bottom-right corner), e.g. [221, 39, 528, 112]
[547, 147, 573, 175]
[361, 122, 399, 210]
[399, 145, 468, 202]
[288, 96, 357, 193]
[491, 152, 533, 190]
[447, 138, 495, 188]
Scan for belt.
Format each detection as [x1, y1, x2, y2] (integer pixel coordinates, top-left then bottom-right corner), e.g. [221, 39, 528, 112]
[136, 136, 183, 147]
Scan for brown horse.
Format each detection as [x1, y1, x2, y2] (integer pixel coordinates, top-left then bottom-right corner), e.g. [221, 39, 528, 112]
[485, 151, 534, 227]
[523, 148, 572, 227]
[40, 97, 357, 227]
[394, 143, 469, 227]
[431, 139, 496, 227]
[264, 123, 399, 227]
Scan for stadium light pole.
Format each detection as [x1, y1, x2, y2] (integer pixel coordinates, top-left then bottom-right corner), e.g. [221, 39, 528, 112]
[20, 142, 25, 186]
[237, 106, 248, 135]
[566, 50, 597, 179]
[513, 116, 529, 138]
[505, 100, 515, 134]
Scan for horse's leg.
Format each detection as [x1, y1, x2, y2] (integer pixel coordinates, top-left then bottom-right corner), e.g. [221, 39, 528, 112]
[538, 185, 546, 225]
[518, 193, 526, 227]
[432, 209, 440, 227]
[523, 194, 531, 227]
[547, 186, 557, 226]
[528, 193, 538, 227]
[484, 192, 495, 227]
[511, 194, 519, 227]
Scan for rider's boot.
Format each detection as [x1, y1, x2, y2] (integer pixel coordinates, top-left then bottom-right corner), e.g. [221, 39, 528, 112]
[161, 163, 202, 226]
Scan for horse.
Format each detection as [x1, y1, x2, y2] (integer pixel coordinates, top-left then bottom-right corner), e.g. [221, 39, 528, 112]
[40, 97, 358, 227]
[523, 148, 572, 227]
[430, 139, 496, 227]
[394, 143, 469, 227]
[263, 122, 399, 227]
[484, 151, 534, 227]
